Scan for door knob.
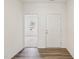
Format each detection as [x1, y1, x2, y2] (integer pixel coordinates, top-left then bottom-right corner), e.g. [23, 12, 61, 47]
[45, 30, 48, 34]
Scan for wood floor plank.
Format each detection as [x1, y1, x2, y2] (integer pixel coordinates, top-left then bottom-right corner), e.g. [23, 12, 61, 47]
[12, 48, 73, 59]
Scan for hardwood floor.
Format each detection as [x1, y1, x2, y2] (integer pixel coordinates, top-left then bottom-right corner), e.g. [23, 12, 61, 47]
[12, 48, 73, 59]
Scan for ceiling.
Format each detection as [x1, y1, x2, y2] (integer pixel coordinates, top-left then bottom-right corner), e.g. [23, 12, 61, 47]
[21, 0, 67, 3]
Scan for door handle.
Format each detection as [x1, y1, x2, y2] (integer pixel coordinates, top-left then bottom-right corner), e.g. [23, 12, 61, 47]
[45, 30, 48, 34]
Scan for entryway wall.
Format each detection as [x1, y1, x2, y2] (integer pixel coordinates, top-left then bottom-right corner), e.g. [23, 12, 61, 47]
[23, 1, 67, 48]
[5, 0, 24, 59]
[66, 0, 74, 57]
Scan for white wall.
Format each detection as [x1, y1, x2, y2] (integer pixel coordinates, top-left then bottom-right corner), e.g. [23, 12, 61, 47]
[66, 0, 74, 57]
[24, 2, 66, 14]
[4, 0, 24, 59]
[23, 2, 66, 48]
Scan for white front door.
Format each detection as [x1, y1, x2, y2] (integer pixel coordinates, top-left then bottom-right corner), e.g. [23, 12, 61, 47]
[24, 15, 38, 47]
[46, 14, 62, 48]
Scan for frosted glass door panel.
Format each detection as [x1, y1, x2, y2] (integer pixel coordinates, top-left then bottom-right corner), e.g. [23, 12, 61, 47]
[24, 15, 38, 47]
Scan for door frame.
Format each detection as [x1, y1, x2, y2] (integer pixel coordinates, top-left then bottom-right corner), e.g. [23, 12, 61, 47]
[23, 13, 63, 48]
